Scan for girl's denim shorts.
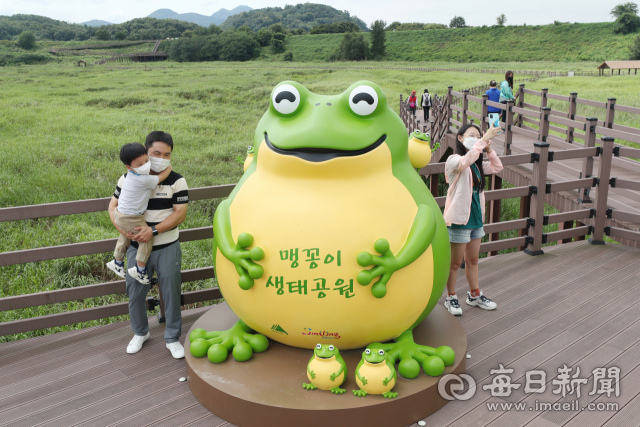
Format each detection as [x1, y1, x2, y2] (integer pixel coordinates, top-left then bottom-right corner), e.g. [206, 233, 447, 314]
[448, 227, 485, 244]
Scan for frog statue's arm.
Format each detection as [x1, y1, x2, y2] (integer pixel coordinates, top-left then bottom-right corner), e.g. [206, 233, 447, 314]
[357, 204, 436, 298]
[213, 199, 265, 290]
[330, 354, 347, 382]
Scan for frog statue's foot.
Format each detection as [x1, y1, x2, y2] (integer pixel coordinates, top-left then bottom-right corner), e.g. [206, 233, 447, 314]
[302, 383, 318, 390]
[189, 320, 269, 363]
[225, 232, 265, 290]
[369, 330, 455, 378]
[352, 389, 368, 397]
[330, 386, 346, 395]
[356, 238, 400, 298]
[382, 391, 398, 399]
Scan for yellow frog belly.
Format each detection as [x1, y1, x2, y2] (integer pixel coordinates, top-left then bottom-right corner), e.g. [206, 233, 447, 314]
[307, 356, 345, 390]
[216, 141, 434, 349]
[356, 360, 395, 394]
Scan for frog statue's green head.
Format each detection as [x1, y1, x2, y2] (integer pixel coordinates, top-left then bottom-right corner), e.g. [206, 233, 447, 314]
[314, 343, 339, 359]
[251, 81, 410, 166]
[363, 348, 387, 365]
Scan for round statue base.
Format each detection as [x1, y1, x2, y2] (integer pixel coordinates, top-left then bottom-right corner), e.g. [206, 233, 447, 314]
[185, 303, 467, 427]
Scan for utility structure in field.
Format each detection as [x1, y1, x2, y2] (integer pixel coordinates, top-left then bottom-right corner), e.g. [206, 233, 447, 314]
[597, 60, 640, 75]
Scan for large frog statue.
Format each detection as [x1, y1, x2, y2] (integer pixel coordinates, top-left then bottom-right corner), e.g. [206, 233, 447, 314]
[190, 81, 453, 379]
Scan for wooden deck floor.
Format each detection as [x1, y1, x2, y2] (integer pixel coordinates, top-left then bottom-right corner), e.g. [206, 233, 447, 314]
[1, 240, 639, 427]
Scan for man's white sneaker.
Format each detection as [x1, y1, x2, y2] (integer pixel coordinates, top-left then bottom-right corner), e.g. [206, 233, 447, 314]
[466, 291, 497, 310]
[126, 332, 150, 354]
[166, 341, 185, 359]
[106, 260, 126, 279]
[444, 295, 463, 316]
[128, 266, 150, 285]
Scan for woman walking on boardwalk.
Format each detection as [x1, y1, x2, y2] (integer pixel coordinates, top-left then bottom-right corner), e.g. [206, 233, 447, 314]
[499, 71, 515, 123]
[442, 122, 503, 316]
[407, 90, 418, 116]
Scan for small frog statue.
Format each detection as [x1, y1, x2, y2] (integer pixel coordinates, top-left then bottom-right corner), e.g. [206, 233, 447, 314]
[303, 343, 347, 394]
[353, 348, 397, 399]
[243, 145, 255, 172]
[407, 130, 432, 169]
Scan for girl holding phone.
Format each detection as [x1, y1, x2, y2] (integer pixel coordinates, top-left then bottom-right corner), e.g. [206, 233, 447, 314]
[442, 122, 503, 316]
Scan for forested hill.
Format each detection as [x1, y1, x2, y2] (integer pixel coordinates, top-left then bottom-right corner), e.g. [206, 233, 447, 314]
[221, 3, 368, 32]
[0, 15, 199, 41]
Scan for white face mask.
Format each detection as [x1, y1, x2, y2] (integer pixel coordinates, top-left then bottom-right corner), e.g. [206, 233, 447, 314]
[149, 156, 171, 172]
[132, 160, 151, 175]
[462, 136, 478, 150]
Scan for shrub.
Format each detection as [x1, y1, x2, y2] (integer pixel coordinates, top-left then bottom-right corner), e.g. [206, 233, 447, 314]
[614, 12, 640, 34]
[611, 2, 639, 19]
[271, 32, 286, 53]
[256, 28, 272, 47]
[182, 30, 193, 38]
[283, 51, 293, 61]
[330, 32, 369, 61]
[17, 31, 36, 49]
[630, 35, 640, 59]
[95, 29, 110, 41]
[114, 31, 126, 40]
[218, 30, 260, 61]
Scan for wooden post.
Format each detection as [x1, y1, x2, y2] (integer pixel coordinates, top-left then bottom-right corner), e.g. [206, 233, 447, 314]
[525, 142, 550, 256]
[539, 107, 551, 143]
[517, 84, 525, 127]
[540, 88, 548, 108]
[605, 98, 616, 129]
[518, 195, 531, 251]
[567, 92, 578, 143]
[462, 89, 469, 126]
[489, 175, 503, 256]
[446, 86, 453, 133]
[505, 100, 514, 155]
[481, 94, 489, 134]
[589, 137, 614, 244]
[579, 117, 599, 203]
[429, 174, 439, 198]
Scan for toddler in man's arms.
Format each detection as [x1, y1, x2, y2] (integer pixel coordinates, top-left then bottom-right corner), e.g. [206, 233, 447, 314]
[106, 143, 172, 284]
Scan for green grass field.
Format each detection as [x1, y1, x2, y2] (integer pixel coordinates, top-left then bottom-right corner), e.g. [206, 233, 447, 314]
[2, 61, 639, 342]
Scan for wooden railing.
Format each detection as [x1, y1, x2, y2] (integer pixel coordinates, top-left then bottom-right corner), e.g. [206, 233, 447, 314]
[400, 83, 640, 253]
[0, 185, 234, 337]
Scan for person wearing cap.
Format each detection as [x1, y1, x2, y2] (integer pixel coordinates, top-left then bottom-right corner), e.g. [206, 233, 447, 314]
[406, 90, 418, 117]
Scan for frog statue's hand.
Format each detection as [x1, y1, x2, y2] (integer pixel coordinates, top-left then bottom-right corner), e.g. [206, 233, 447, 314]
[213, 199, 265, 290]
[356, 205, 436, 298]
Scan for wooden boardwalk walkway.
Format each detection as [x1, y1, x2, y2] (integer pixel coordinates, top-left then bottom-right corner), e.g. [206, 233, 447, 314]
[2, 241, 639, 427]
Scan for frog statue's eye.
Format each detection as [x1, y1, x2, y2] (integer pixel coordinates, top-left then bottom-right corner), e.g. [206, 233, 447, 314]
[365, 349, 371, 355]
[316, 344, 322, 350]
[272, 84, 301, 115]
[328, 345, 334, 351]
[349, 85, 379, 116]
[378, 349, 385, 356]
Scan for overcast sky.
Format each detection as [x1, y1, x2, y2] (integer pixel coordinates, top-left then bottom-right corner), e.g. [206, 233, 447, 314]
[0, 0, 623, 26]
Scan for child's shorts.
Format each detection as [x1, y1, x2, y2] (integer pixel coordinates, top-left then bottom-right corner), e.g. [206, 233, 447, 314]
[448, 227, 485, 244]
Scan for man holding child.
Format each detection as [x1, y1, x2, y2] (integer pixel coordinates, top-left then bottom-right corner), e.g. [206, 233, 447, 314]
[107, 131, 189, 359]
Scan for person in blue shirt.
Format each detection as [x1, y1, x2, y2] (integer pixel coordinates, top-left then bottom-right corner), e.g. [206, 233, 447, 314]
[485, 80, 501, 122]
[499, 71, 515, 123]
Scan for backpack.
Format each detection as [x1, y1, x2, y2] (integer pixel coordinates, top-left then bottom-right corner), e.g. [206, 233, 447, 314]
[410, 101, 416, 108]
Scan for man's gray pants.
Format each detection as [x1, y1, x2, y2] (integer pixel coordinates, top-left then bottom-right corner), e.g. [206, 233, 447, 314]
[126, 241, 182, 343]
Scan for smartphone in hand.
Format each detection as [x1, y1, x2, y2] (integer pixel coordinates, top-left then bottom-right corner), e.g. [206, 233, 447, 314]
[488, 113, 502, 135]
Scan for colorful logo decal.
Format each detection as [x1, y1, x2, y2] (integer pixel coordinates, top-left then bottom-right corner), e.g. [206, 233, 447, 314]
[271, 324, 288, 335]
[302, 327, 340, 339]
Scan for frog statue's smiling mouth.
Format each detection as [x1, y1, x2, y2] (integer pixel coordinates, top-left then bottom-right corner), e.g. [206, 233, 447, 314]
[264, 132, 387, 163]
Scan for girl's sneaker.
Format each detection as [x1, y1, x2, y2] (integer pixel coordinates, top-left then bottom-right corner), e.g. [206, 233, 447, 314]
[466, 291, 497, 310]
[128, 266, 150, 285]
[106, 259, 126, 279]
[444, 295, 463, 316]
